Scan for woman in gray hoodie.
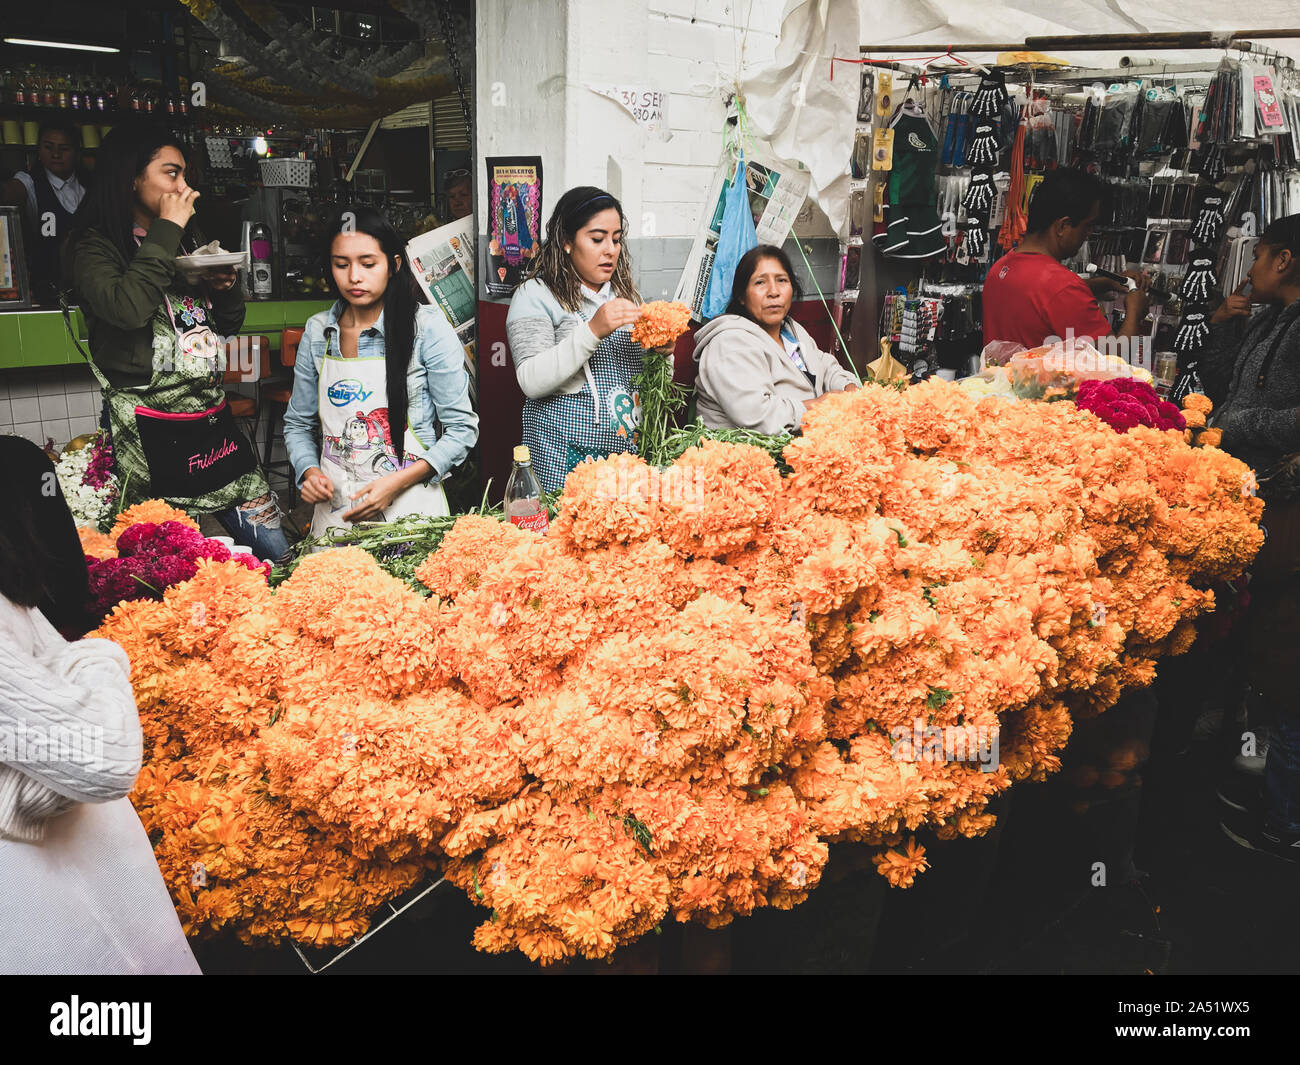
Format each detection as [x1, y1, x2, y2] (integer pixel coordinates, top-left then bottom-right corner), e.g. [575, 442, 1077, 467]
[693, 245, 858, 434]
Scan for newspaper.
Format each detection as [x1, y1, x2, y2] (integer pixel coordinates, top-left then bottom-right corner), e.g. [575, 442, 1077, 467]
[406, 215, 478, 401]
[674, 148, 811, 320]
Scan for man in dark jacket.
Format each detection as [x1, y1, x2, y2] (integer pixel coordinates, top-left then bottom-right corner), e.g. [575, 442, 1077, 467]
[1202, 215, 1300, 863]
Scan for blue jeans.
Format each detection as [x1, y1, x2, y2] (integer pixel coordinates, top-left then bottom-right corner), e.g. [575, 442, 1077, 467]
[214, 494, 292, 563]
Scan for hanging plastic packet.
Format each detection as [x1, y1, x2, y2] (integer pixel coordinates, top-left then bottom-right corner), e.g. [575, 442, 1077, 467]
[876, 72, 893, 119]
[872, 127, 895, 170]
[1136, 87, 1177, 155]
[1093, 84, 1140, 156]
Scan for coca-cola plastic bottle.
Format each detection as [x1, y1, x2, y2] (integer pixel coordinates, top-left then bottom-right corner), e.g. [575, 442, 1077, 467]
[506, 446, 549, 533]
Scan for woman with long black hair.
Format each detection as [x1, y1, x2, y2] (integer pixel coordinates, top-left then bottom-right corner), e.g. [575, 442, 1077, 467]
[0, 435, 198, 973]
[505, 186, 644, 494]
[65, 120, 290, 562]
[283, 206, 478, 535]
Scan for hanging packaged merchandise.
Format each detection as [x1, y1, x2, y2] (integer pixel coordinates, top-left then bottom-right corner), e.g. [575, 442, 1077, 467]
[1135, 89, 1187, 155]
[873, 110, 945, 260]
[1173, 310, 1212, 353]
[1191, 191, 1226, 245]
[1196, 143, 1228, 183]
[852, 129, 872, 179]
[971, 69, 1009, 118]
[873, 178, 886, 222]
[876, 72, 893, 118]
[872, 126, 895, 170]
[1170, 360, 1207, 404]
[997, 117, 1029, 249]
[940, 91, 971, 166]
[965, 122, 1001, 165]
[1025, 94, 1057, 168]
[964, 214, 988, 258]
[963, 168, 997, 213]
[1092, 85, 1141, 157]
[857, 69, 875, 123]
[1181, 250, 1220, 303]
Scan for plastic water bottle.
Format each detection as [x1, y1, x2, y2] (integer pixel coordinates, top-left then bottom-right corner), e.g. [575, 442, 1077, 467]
[506, 446, 548, 533]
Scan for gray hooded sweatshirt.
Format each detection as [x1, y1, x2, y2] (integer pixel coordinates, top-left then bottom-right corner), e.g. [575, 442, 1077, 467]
[692, 314, 858, 435]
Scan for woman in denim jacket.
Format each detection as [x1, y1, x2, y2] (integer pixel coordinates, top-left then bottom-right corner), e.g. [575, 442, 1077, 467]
[284, 208, 478, 536]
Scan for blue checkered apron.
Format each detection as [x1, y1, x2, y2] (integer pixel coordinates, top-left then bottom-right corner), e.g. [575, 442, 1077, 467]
[521, 322, 644, 494]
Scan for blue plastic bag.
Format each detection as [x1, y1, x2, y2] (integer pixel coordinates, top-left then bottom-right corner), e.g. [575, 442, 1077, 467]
[702, 153, 759, 319]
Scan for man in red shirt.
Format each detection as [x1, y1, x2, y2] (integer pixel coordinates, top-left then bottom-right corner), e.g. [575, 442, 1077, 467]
[982, 168, 1150, 351]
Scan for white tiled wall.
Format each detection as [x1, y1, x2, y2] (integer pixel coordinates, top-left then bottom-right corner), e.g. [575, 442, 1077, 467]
[0, 366, 103, 448]
[0, 365, 294, 489]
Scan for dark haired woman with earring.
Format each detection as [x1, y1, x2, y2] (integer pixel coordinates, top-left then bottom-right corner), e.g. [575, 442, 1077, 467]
[65, 119, 289, 562]
[505, 185, 644, 494]
[283, 206, 478, 536]
[693, 244, 858, 433]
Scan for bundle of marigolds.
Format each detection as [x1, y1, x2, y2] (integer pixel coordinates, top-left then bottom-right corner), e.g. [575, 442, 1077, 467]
[94, 381, 1264, 965]
[630, 300, 691, 349]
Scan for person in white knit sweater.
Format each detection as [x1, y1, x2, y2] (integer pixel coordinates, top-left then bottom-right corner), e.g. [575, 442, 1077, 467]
[0, 435, 198, 974]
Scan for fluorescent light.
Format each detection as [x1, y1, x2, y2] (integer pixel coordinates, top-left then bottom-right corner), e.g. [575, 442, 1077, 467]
[4, 38, 121, 54]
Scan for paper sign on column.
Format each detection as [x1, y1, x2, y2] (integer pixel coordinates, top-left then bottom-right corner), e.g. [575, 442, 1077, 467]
[585, 84, 673, 142]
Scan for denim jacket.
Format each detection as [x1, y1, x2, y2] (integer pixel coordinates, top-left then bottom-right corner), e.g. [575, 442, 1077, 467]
[284, 301, 479, 486]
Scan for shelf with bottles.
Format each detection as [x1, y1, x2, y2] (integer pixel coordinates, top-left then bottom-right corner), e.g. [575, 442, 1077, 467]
[1, 68, 196, 123]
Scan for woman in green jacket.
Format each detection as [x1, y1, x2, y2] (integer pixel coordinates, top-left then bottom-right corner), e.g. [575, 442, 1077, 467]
[66, 122, 289, 561]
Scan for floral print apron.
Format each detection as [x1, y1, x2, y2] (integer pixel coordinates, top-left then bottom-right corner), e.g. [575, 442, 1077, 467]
[308, 331, 449, 537]
[85, 290, 269, 513]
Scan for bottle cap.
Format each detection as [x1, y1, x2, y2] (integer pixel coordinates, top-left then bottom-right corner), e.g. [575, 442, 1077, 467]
[513, 445, 530, 464]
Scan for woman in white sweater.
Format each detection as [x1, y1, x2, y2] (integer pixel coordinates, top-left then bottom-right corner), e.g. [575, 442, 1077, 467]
[693, 244, 858, 434]
[0, 436, 198, 974]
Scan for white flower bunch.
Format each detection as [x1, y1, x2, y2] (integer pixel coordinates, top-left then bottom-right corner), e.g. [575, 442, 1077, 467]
[55, 439, 117, 531]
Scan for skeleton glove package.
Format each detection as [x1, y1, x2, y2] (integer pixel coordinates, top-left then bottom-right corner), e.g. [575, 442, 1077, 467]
[1191, 194, 1226, 245]
[1174, 311, 1211, 353]
[971, 70, 1009, 118]
[1181, 252, 1219, 303]
[962, 168, 997, 213]
[966, 123, 1002, 166]
[964, 216, 988, 258]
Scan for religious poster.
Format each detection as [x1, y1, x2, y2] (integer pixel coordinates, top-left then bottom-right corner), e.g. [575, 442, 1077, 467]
[485, 156, 543, 298]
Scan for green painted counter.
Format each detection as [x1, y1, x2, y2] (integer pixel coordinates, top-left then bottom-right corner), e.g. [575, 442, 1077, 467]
[0, 300, 334, 370]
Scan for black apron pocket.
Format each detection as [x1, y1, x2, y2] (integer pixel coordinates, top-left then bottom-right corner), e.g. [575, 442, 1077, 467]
[133, 400, 257, 499]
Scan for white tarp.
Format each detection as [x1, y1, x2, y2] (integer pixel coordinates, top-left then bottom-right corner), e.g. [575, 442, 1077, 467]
[739, 0, 1300, 234]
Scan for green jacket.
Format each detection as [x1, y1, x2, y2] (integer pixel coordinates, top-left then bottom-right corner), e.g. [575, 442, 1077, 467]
[71, 217, 246, 389]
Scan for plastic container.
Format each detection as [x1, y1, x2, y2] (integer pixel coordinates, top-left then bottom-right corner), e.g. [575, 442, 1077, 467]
[506, 446, 549, 534]
[259, 158, 315, 188]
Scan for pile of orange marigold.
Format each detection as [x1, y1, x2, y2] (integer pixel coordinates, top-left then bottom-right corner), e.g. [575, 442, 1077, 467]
[93, 380, 1264, 964]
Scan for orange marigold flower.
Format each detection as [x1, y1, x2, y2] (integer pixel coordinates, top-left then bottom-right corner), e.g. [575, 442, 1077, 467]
[630, 300, 691, 350]
[78, 526, 118, 560]
[111, 499, 200, 538]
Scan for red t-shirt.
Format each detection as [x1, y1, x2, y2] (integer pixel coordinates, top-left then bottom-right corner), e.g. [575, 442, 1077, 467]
[982, 251, 1112, 351]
